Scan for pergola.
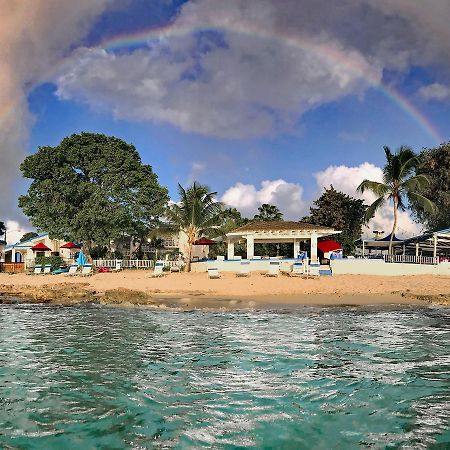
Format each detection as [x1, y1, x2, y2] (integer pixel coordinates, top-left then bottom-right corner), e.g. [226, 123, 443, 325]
[400, 228, 450, 258]
[226, 221, 340, 263]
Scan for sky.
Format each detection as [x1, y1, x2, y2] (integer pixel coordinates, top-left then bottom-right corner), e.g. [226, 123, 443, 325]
[1, 0, 450, 244]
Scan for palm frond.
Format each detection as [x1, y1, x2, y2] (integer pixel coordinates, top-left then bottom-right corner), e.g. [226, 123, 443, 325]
[407, 191, 437, 215]
[365, 196, 385, 221]
[357, 180, 390, 197]
[402, 174, 431, 192]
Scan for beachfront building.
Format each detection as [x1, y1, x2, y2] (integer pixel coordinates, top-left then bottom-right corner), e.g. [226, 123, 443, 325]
[3, 233, 74, 271]
[226, 221, 340, 263]
[357, 233, 404, 258]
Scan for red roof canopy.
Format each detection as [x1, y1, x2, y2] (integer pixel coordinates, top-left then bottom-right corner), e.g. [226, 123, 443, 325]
[193, 238, 216, 245]
[31, 242, 51, 251]
[317, 239, 342, 253]
[60, 242, 81, 249]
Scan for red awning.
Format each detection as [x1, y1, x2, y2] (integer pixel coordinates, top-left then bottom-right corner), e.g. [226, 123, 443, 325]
[31, 242, 51, 251]
[317, 239, 342, 253]
[60, 242, 81, 249]
[193, 238, 216, 245]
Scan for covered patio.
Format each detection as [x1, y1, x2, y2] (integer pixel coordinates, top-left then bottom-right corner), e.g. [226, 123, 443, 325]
[226, 221, 340, 263]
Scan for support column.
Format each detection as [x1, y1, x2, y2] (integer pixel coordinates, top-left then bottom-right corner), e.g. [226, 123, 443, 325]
[433, 234, 438, 259]
[293, 238, 299, 259]
[246, 235, 254, 260]
[362, 240, 365, 258]
[227, 240, 235, 260]
[310, 233, 318, 264]
[415, 242, 419, 257]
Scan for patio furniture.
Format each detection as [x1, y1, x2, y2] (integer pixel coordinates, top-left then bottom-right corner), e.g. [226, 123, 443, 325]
[64, 264, 79, 276]
[207, 267, 221, 279]
[28, 265, 42, 275]
[152, 262, 165, 277]
[236, 261, 250, 277]
[265, 261, 280, 277]
[291, 262, 305, 276]
[80, 264, 93, 277]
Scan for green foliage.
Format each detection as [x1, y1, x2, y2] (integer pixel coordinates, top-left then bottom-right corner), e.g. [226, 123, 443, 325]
[410, 143, 450, 231]
[357, 145, 435, 252]
[34, 255, 63, 271]
[20, 232, 39, 243]
[253, 204, 283, 221]
[166, 182, 223, 270]
[19, 132, 169, 251]
[303, 186, 367, 255]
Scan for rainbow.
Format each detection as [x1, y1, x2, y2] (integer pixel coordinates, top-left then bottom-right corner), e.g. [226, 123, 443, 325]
[100, 21, 443, 144]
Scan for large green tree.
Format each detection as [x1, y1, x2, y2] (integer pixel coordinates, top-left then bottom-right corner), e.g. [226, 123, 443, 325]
[166, 182, 223, 271]
[19, 132, 169, 257]
[20, 232, 39, 243]
[410, 143, 450, 231]
[303, 186, 367, 255]
[357, 145, 436, 253]
[253, 204, 283, 221]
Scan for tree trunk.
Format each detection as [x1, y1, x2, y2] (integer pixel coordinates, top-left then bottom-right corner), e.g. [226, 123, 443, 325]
[389, 198, 398, 255]
[82, 240, 92, 263]
[185, 240, 193, 272]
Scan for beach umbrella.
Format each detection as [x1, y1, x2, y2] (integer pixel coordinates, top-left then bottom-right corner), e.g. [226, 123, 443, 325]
[193, 238, 216, 245]
[31, 242, 51, 252]
[60, 242, 81, 249]
[77, 249, 87, 266]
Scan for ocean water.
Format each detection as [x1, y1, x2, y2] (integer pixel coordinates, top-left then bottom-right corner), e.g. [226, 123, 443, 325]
[0, 304, 449, 449]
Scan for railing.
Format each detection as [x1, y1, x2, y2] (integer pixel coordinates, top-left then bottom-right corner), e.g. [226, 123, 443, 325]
[0, 262, 25, 273]
[384, 255, 439, 265]
[92, 259, 183, 270]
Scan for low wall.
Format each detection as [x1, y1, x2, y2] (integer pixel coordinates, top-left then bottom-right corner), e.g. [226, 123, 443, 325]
[330, 259, 450, 276]
[191, 259, 301, 273]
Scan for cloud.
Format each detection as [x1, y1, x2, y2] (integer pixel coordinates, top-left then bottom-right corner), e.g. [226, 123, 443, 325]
[221, 179, 307, 219]
[314, 163, 421, 237]
[338, 131, 367, 143]
[186, 161, 206, 184]
[4, 220, 32, 245]
[0, 0, 115, 224]
[418, 83, 450, 101]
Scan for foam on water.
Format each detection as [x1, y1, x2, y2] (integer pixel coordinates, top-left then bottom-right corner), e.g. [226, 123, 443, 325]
[0, 304, 449, 449]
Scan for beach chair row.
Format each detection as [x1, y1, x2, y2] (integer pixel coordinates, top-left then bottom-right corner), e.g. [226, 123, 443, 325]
[207, 261, 322, 279]
[28, 264, 94, 277]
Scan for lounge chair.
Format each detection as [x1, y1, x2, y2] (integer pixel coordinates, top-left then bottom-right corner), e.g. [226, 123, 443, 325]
[265, 261, 280, 277]
[64, 264, 79, 277]
[42, 264, 52, 275]
[28, 264, 42, 275]
[207, 267, 221, 279]
[80, 264, 93, 277]
[236, 261, 250, 277]
[307, 262, 320, 278]
[152, 262, 165, 277]
[291, 262, 305, 276]
[216, 255, 225, 262]
[111, 260, 123, 272]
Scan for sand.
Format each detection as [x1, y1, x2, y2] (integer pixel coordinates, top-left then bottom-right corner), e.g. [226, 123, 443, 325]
[1, 270, 449, 307]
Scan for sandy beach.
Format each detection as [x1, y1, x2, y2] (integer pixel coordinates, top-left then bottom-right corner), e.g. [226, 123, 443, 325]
[1, 271, 449, 308]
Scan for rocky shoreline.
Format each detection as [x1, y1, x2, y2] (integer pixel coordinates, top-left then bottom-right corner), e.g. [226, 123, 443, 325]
[1, 283, 449, 308]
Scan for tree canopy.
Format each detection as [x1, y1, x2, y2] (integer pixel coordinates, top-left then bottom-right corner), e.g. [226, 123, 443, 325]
[410, 143, 450, 231]
[303, 186, 367, 255]
[0, 221, 5, 243]
[19, 133, 169, 252]
[357, 145, 435, 253]
[166, 182, 223, 271]
[20, 232, 39, 243]
[253, 204, 283, 221]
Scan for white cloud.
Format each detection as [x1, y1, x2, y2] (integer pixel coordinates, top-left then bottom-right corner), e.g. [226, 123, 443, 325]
[221, 179, 307, 219]
[0, 0, 115, 224]
[314, 163, 421, 238]
[186, 161, 206, 184]
[338, 131, 367, 143]
[418, 83, 450, 101]
[5, 220, 32, 245]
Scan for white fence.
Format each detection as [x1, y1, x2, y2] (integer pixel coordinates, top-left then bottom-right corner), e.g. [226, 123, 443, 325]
[384, 255, 439, 265]
[92, 259, 183, 270]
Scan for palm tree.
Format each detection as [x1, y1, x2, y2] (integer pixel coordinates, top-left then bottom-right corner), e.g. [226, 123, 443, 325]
[166, 182, 223, 271]
[357, 146, 436, 254]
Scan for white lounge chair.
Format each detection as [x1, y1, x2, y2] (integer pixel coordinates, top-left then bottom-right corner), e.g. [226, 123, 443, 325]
[216, 255, 225, 262]
[152, 262, 165, 277]
[265, 261, 280, 277]
[207, 267, 221, 279]
[42, 264, 52, 275]
[291, 262, 305, 276]
[80, 264, 93, 277]
[236, 261, 250, 277]
[64, 264, 78, 277]
[28, 264, 42, 275]
[307, 262, 320, 278]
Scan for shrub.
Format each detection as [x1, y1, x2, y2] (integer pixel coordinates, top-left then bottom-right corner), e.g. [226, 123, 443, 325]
[35, 256, 64, 271]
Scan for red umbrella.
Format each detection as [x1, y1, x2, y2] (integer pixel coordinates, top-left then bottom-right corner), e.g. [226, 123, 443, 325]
[31, 242, 51, 251]
[193, 238, 216, 245]
[60, 242, 81, 249]
[317, 240, 342, 253]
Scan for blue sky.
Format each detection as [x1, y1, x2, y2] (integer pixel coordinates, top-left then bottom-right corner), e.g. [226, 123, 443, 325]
[2, 0, 450, 242]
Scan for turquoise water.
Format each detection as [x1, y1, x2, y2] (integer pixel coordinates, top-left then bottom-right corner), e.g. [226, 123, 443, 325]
[0, 304, 449, 449]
